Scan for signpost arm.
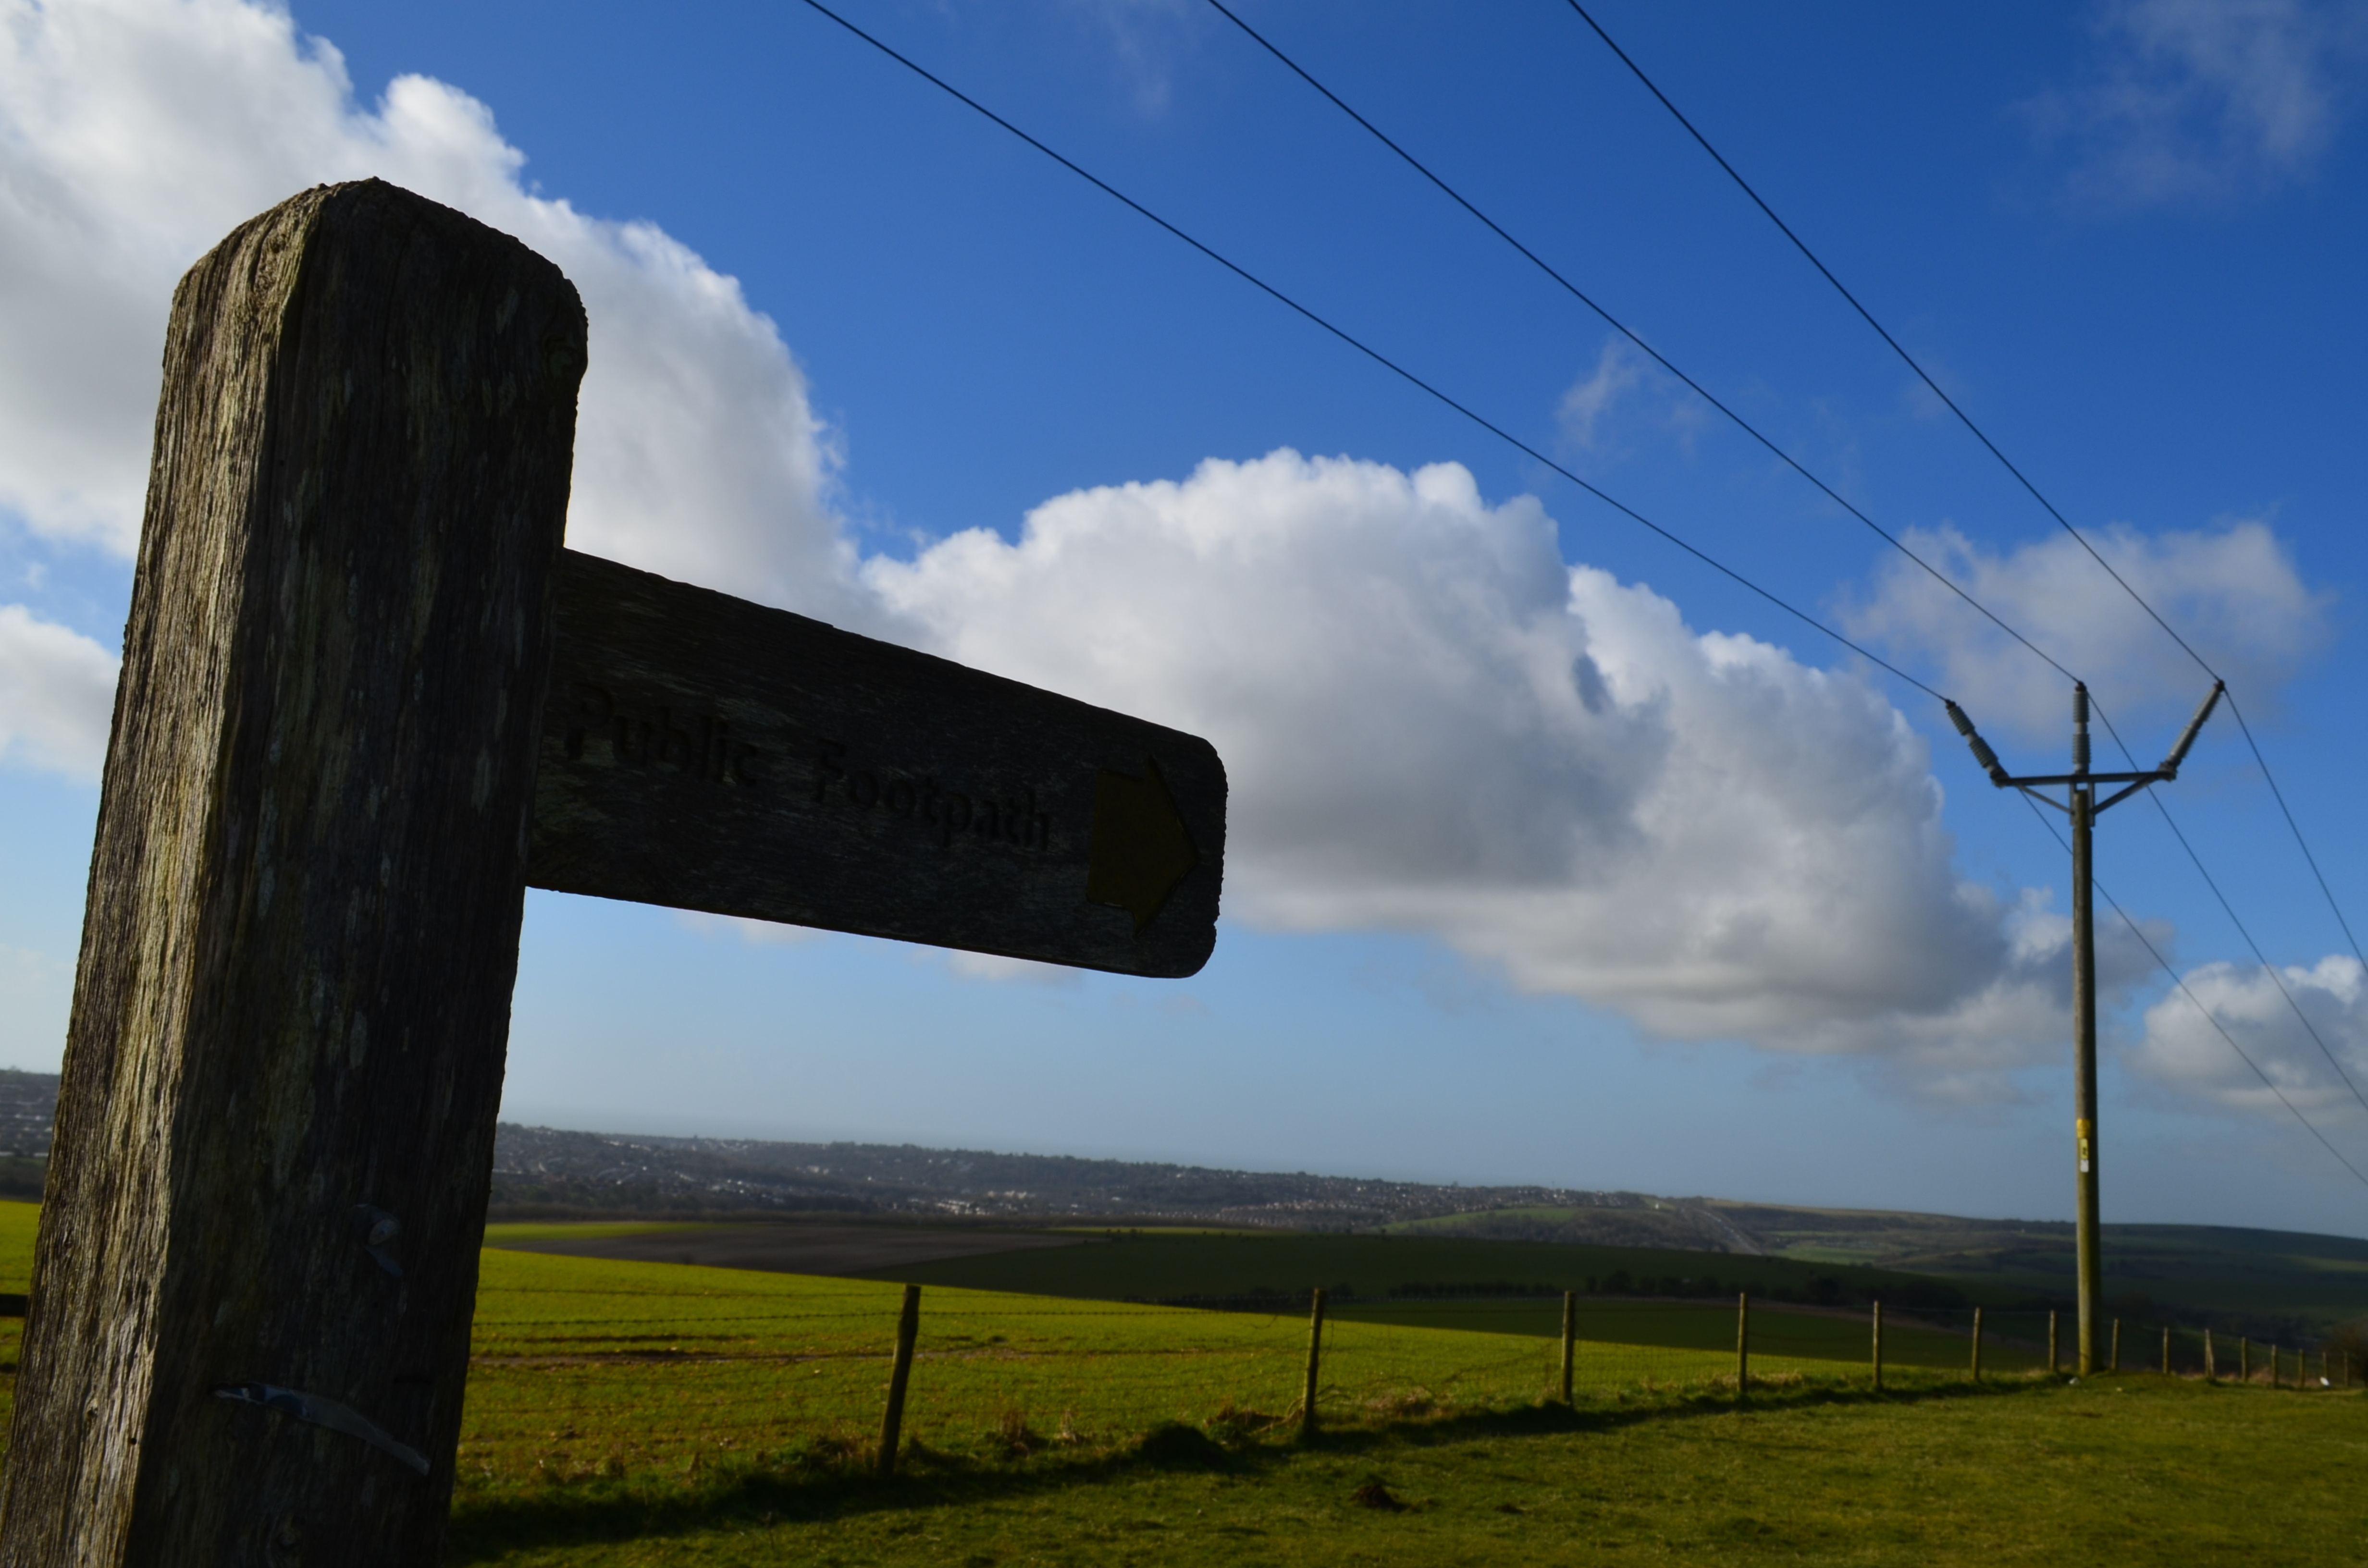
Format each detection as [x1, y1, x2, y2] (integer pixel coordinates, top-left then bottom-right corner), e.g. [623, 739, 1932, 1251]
[0, 181, 583, 1568]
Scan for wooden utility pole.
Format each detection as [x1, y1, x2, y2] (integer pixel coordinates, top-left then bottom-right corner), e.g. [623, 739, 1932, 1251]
[1948, 681, 2220, 1376]
[0, 181, 586, 1567]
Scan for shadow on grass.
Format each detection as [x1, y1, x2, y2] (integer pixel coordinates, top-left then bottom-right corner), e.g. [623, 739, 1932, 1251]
[442, 1372, 2072, 1562]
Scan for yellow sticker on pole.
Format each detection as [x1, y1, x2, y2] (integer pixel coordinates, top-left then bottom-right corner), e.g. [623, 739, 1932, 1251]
[2076, 1118, 2095, 1174]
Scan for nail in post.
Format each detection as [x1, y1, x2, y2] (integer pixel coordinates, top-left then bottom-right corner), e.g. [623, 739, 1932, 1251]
[1559, 1291, 1576, 1406]
[1301, 1288, 1327, 1439]
[877, 1285, 921, 1478]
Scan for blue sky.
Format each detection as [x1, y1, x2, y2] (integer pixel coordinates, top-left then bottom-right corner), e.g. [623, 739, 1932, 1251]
[3, 0, 2367, 1232]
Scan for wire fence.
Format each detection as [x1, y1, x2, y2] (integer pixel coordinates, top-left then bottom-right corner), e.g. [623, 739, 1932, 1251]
[448, 1251, 2356, 1491]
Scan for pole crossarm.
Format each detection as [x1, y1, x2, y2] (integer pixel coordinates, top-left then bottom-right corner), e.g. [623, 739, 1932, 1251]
[1998, 770, 2165, 789]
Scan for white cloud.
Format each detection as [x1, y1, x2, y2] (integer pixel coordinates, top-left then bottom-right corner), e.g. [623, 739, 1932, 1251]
[2128, 955, 2368, 1121]
[945, 952, 1085, 987]
[1554, 337, 1706, 459]
[0, 0, 2185, 1102]
[0, 942, 72, 1070]
[1841, 519, 2324, 744]
[867, 449, 2122, 1092]
[1557, 341, 1647, 451]
[672, 911, 820, 949]
[2024, 0, 2367, 209]
[0, 603, 117, 780]
[0, 0, 859, 621]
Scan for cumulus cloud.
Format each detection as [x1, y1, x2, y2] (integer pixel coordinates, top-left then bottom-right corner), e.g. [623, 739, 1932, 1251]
[2023, 0, 2368, 209]
[2128, 955, 2368, 1120]
[0, 0, 2173, 1099]
[866, 449, 2134, 1090]
[0, 0, 857, 620]
[0, 604, 118, 780]
[1841, 519, 2324, 743]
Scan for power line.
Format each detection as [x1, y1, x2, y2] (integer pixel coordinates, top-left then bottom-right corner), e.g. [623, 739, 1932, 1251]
[807, 0, 2368, 1191]
[1203, 0, 2368, 1142]
[2020, 795, 2368, 1191]
[790, 0, 1942, 701]
[1560, 0, 2368, 983]
[2076, 690, 2368, 1121]
[1200, 0, 2076, 688]
[2144, 789, 2368, 1118]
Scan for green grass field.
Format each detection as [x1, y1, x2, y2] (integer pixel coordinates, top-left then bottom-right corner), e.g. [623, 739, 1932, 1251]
[0, 1204, 2358, 1563]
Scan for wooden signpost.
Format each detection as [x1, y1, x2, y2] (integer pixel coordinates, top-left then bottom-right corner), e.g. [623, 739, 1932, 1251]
[0, 180, 1225, 1567]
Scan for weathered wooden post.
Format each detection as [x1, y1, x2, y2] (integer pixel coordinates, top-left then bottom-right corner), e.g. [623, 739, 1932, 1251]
[877, 1285, 922, 1478]
[0, 181, 585, 1567]
[2048, 1310, 2059, 1375]
[1970, 1306, 1983, 1382]
[2109, 1318, 2121, 1372]
[1301, 1287, 1327, 1439]
[1, 177, 1230, 1567]
[2204, 1328, 2216, 1382]
[1871, 1300, 1883, 1391]
[2160, 1324, 2171, 1376]
[1559, 1291, 1576, 1405]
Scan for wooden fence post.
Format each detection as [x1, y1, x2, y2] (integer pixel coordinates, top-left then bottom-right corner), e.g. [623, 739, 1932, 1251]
[1970, 1307, 1983, 1382]
[1735, 1293, 1750, 1400]
[2161, 1324, 2171, 1376]
[1560, 1291, 1576, 1406]
[2110, 1318, 2121, 1372]
[877, 1285, 922, 1478]
[0, 180, 583, 1568]
[2269, 1343, 2279, 1389]
[2204, 1328, 2216, 1382]
[1871, 1301, 1883, 1391]
[2048, 1310, 2059, 1375]
[1301, 1288, 1327, 1439]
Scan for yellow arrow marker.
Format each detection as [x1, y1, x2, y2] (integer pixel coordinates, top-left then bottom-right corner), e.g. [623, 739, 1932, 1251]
[1086, 757, 1198, 934]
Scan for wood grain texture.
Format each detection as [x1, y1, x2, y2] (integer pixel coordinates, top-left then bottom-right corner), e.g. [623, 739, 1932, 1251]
[0, 181, 583, 1567]
[528, 551, 1226, 977]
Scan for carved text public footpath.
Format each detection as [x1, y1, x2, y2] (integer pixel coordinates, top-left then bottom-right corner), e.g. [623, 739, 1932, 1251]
[527, 550, 1221, 978]
[559, 682, 1056, 854]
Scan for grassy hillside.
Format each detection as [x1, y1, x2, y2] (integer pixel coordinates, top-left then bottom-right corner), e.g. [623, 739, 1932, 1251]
[0, 1202, 2355, 1563]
